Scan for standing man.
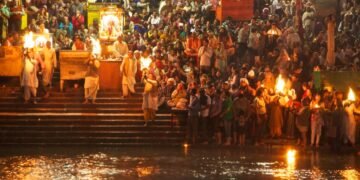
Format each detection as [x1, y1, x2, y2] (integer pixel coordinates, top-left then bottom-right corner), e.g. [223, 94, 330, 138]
[71, 10, 85, 32]
[326, 14, 336, 69]
[41, 41, 57, 98]
[113, 35, 128, 60]
[21, 48, 44, 104]
[120, 50, 137, 98]
[198, 38, 213, 74]
[0, 0, 10, 41]
[83, 55, 100, 104]
[142, 73, 158, 126]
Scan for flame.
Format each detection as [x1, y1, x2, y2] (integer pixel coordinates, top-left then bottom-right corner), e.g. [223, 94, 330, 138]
[23, 32, 35, 48]
[275, 75, 286, 94]
[140, 56, 152, 70]
[314, 104, 320, 109]
[90, 37, 101, 56]
[286, 149, 297, 165]
[347, 88, 356, 101]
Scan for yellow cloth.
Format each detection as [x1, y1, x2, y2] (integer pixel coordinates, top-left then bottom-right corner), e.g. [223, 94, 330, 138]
[21, 13, 27, 30]
[144, 82, 153, 93]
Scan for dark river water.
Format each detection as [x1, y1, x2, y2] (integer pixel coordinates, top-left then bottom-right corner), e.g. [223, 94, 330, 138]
[0, 146, 359, 179]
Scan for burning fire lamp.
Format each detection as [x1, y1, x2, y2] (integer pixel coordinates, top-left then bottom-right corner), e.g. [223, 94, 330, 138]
[23, 32, 35, 49]
[275, 74, 286, 95]
[90, 37, 102, 57]
[140, 56, 152, 71]
[267, 24, 282, 44]
[343, 87, 356, 106]
[347, 87, 356, 102]
[286, 149, 297, 165]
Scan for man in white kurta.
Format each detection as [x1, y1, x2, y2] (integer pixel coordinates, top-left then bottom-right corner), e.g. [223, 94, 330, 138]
[21, 49, 44, 104]
[113, 35, 129, 59]
[344, 103, 360, 145]
[120, 51, 137, 98]
[142, 73, 158, 126]
[41, 41, 57, 97]
[83, 56, 100, 104]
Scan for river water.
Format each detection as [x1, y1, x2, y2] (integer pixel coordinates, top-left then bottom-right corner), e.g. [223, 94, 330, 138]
[0, 146, 358, 179]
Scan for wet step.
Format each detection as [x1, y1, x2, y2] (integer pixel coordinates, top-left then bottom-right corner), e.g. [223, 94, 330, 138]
[0, 137, 184, 144]
[0, 125, 185, 131]
[0, 119, 179, 126]
[0, 142, 182, 147]
[0, 96, 142, 101]
[0, 107, 173, 113]
[0, 102, 144, 108]
[4, 89, 144, 96]
[0, 107, 146, 113]
[0, 114, 172, 121]
[0, 130, 185, 138]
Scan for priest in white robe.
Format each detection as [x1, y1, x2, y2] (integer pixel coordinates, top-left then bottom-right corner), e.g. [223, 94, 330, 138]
[120, 50, 137, 98]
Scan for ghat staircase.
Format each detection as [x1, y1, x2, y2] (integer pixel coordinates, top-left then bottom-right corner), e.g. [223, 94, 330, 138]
[0, 73, 186, 146]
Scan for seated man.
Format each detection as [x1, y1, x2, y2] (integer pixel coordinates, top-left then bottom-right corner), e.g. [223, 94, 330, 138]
[167, 83, 187, 109]
[72, 35, 87, 50]
[158, 78, 176, 108]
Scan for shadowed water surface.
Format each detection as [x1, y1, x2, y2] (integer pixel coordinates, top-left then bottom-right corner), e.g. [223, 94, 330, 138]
[0, 147, 359, 179]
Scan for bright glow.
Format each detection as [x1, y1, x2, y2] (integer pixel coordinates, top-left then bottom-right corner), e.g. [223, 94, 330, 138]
[267, 29, 278, 35]
[267, 27, 282, 36]
[140, 57, 152, 70]
[275, 75, 286, 94]
[314, 104, 320, 109]
[347, 88, 356, 101]
[286, 149, 296, 165]
[90, 37, 101, 56]
[183, 143, 189, 148]
[136, 166, 156, 177]
[35, 35, 47, 48]
[23, 32, 35, 48]
[341, 169, 360, 180]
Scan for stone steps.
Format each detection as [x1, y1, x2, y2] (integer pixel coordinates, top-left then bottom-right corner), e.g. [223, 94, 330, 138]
[0, 82, 187, 146]
[0, 137, 183, 144]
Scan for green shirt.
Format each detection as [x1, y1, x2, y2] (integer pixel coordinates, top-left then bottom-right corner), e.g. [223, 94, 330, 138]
[222, 97, 233, 121]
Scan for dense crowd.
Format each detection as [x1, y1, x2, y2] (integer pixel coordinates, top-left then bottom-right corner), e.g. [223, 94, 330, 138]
[1, 0, 360, 148]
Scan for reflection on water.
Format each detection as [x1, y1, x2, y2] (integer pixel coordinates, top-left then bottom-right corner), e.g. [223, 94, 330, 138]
[0, 147, 358, 179]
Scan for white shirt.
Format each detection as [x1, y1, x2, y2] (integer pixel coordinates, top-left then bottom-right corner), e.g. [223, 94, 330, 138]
[198, 46, 213, 67]
[201, 95, 211, 117]
[113, 40, 129, 58]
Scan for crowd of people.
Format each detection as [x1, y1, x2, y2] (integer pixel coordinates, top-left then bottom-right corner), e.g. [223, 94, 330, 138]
[1, 0, 360, 148]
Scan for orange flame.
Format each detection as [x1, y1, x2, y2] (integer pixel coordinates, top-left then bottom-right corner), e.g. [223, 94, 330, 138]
[275, 75, 285, 94]
[347, 88, 356, 101]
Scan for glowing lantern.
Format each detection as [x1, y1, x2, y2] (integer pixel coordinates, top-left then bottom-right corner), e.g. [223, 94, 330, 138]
[267, 25, 282, 36]
[90, 37, 101, 56]
[140, 57, 152, 70]
[347, 88, 356, 102]
[275, 74, 286, 94]
[23, 32, 35, 49]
